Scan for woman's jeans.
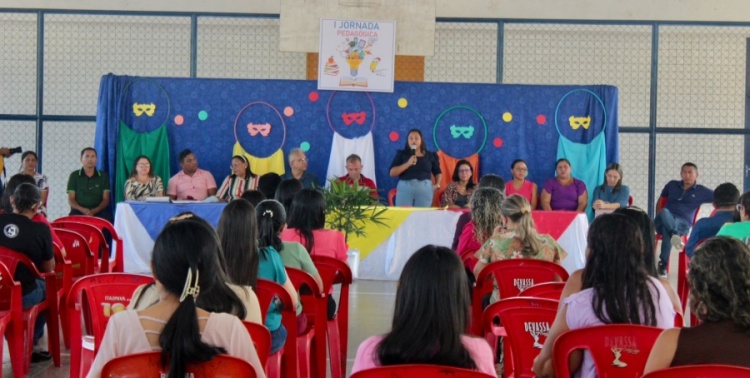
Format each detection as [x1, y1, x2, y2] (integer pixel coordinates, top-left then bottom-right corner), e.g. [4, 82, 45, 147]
[21, 279, 47, 345]
[396, 179, 433, 207]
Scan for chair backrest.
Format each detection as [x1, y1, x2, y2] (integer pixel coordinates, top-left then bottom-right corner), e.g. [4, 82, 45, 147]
[52, 242, 73, 298]
[100, 351, 258, 378]
[350, 364, 495, 378]
[0, 261, 22, 315]
[52, 227, 97, 276]
[0, 246, 55, 285]
[642, 364, 750, 378]
[472, 259, 568, 335]
[242, 321, 271, 368]
[484, 297, 558, 377]
[518, 282, 565, 301]
[286, 267, 328, 378]
[553, 324, 663, 378]
[54, 216, 123, 272]
[255, 278, 298, 378]
[52, 221, 108, 271]
[311, 256, 352, 336]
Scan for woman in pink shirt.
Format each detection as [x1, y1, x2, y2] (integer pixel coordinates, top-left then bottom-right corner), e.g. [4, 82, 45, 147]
[281, 189, 347, 261]
[352, 245, 495, 375]
[505, 159, 538, 209]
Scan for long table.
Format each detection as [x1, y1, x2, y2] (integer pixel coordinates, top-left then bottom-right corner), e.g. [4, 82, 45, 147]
[115, 202, 587, 280]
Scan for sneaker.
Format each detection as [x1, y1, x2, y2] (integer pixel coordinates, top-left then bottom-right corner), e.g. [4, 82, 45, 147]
[31, 351, 52, 363]
[658, 262, 667, 278]
[670, 234, 685, 251]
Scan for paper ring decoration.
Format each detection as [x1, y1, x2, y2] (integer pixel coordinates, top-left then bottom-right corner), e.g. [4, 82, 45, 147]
[118, 78, 171, 127]
[432, 105, 488, 156]
[554, 89, 607, 141]
[233, 101, 287, 158]
[326, 91, 376, 135]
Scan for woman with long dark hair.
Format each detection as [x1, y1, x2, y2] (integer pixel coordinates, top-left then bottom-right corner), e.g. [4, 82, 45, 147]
[505, 159, 538, 209]
[217, 155, 257, 201]
[88, 215, 265, 378]
[351, 245, 495, 374]
[532, 213, 674, 377]
[282, 189, 347, 261]
[592, 162, 630, 212]
[388, 128, 442, 207]
[217, 199, 297, 354]
[18, 151, 49, 213]
[441, 159, 476, 209]
[274, 178, 303, 217]
[124, 155, 164, 200]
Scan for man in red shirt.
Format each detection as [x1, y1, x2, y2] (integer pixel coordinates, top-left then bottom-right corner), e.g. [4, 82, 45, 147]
[337, 154, 377, 198]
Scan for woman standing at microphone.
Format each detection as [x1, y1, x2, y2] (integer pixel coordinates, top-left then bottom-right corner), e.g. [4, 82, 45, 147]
[389, 129, 442, 207]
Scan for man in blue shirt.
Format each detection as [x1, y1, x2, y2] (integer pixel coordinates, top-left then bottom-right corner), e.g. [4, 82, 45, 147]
[654, 162, 714, 277]
[685, 182, 739, 258]
[281, 148, 319, 189]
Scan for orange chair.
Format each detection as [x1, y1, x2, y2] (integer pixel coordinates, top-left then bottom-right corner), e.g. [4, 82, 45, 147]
[101, 351, 259, 377]
[552, 324, 662, 378]
[388, 188, 397, 206]
[243, 321, 272, 368]
[54, 215, 124, 273]
[484, 297, 558, 378]
[0, 247, 61, 371]
[518, 282, 565, 301]
[642, 364, 750, 378]
[471, 259, 569, 337]
[312, 256, 353, 378]
[52, 220, 112, 272]
[66, 273, 154, 378]
[53, 227, 98, 277]
[350, 364, 495, 378]
[256, 278, 298, 378]
[0, 261, 25, 378]
[286, 267, 327, 378]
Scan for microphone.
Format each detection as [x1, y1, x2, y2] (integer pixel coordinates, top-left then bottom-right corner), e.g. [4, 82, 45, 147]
[410, 144, 417, 156]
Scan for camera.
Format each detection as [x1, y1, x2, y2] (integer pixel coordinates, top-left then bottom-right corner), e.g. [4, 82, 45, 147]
[8, 146, 21, 156]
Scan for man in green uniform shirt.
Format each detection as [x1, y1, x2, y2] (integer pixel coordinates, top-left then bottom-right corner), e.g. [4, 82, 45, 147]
[66, 147, 112, 223]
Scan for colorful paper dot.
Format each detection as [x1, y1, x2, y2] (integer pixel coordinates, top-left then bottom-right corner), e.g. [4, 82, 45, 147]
[198, 110, 208, 121]
[398, 98, 408, 108]
[493, 137, 504, 148]
[389, 131, 399, 142]
[284, 107, 294, 117]
[300, 141, 310, 152]
[536, 114, 547, 125]
[308, 91, 319, 102]
[502, 112, 512, 123]
[174, 115, 184, 126]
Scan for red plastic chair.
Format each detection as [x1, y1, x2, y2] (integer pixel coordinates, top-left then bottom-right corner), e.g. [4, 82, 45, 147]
[256, 278, 298, 378]
[312, 255, 353, 378]
[471, 259, 569, 337]
[286, 267, 327, 378]
[484, 297, 558, 378]
[101, 351, 258, 377]
[0, 247, 61, 371]
[52, 227, 98, 277]
[642, 364, 750, 378]
[350, 364, 495, 378]
[52, 220, 113, 273]
[518, 282, 565, 301]
[388, 188, 397, 206]
[54, 215, 124, 273]
[243, 321, 272, 368]
[628, 195, 634, 206]
[552, 324, 662, 378]
[66, 273, 155, 378]
[52, 242, 73, 349]
[0, 261, 25, 378]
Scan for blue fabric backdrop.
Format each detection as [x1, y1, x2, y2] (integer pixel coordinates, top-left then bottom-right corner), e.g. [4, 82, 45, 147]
[95, 74, 618, 209]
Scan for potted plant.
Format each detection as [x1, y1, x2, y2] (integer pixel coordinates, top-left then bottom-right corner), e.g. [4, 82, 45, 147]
[323, 179, 389, 243]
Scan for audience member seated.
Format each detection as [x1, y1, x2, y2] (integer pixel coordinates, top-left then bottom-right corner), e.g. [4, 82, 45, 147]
[217, 199, 298, 354]
[66, 147, 112, 223]
[87, 214, 265, 378]
[685, 182, 739, 257]
[282, 189, 348, 261]
[124, 155, 164, 200]
[591, 163, 630, 214]
[451, 174, 504, 251]
[540, 158, 587, 212]
[166, 149, 217, 201]
[257, 172, 282, 201]
[532, 213, 675, 378]
[19, 151, 49, 215]
[474, 194, 567, 305]
[654, 162, 713, 277]
[338, 154, 377, 199]
[441, 159, 476, 209]
[717, 190, 750, 244]
[274, 178, 303, 218]
[351, 245, 495, 375]
[127, 213, 262, 325]
[456, 187, 504, 274]
[644, 237, 750, 372]
[240, 190, 266, 207]
[505, 159, 537, 209]
[257, 199, 322, 334]
[0, 183, 54, 363]
[281, 148, 319, 189]
[560, 207, 683, 317]
[217, 155, 258, 202]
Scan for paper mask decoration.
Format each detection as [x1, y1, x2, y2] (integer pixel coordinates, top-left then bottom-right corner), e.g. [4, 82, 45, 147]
[342, 111, 367, 126]
[133, 103, 156, 117]
[247, 123, 272, 137]
[450, 125, 475, 139]
[569, 116, 591, 130]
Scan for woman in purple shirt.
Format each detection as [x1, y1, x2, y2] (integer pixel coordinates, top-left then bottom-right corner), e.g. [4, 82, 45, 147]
[540, 158, 588, 212]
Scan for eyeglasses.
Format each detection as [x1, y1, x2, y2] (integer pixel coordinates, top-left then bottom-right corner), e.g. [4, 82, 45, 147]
[137, 163, 150, 167]
[737, 204, 744, 212]
[230, 164, 244, 169]
[458, 169, 472, 173]
[296, 158, 308, 163]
